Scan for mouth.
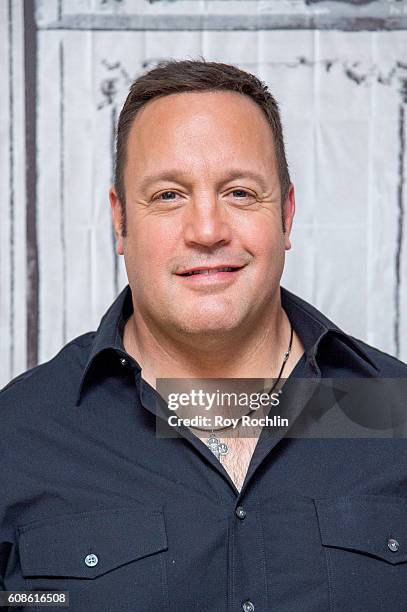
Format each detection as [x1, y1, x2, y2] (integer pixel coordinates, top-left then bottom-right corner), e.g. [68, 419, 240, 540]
[179, 266, 243, 277]
[176, 265, 245, 286]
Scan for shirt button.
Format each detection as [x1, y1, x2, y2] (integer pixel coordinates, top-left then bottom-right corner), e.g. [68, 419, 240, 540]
[236, 506, 247, 520]
[119, 357, 129, 367]
[242, 601, 255, 612]
[387, 538, 400, 552]
[84, 553, 99, 567]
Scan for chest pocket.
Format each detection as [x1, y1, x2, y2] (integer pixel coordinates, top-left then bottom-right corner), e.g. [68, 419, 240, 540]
[17, 505, 169, 612]
[314, 495, 407, 611]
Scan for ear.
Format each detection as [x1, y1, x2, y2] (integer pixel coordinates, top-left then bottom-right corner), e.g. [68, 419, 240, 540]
[283, 184, 296, 251]
[109, 186, 125, 256]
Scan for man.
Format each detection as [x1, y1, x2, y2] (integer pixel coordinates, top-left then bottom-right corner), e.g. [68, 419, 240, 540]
[1, 59, 407, 612]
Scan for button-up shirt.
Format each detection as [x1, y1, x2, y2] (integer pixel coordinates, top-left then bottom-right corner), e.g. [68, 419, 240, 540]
[1, 284, 407, 611]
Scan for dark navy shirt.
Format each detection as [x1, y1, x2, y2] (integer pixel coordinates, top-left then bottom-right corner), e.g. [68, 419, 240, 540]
[1, 284, 407, 611]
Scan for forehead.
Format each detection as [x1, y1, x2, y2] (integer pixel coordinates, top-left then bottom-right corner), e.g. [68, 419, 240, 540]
[123, 90, 277, 183]
[128, 90, 274, 149]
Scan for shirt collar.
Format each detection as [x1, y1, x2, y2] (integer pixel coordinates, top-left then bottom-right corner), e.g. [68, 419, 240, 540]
[280, 285, 379, 372]
[76, 284, 137, 406]
[76, 283, 379, 406]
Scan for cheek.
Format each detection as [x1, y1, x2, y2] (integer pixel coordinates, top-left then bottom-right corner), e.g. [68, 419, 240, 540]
[131, 222, 178, 269]
[243, 220, 283, 259]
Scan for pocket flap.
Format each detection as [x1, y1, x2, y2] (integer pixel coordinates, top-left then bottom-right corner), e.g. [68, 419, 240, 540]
[314, 496, 407, 564]
[17, 506, 168, 578]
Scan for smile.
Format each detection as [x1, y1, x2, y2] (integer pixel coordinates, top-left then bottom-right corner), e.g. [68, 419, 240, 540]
[182, 267, 238, 276]
[176, 266, 244, 286]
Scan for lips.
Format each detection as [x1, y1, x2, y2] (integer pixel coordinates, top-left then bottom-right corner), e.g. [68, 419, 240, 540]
[178, 264, 243, 276]
[180, 266, 241, 276]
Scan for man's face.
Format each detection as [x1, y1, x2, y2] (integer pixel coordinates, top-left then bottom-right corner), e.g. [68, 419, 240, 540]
[110, 90, 295, 340]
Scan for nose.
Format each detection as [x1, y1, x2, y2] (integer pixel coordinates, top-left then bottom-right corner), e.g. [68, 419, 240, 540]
[182, 192, 232, 248]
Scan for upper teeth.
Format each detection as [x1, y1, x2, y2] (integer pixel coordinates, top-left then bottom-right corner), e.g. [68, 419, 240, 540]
[185, 267, 235, 276]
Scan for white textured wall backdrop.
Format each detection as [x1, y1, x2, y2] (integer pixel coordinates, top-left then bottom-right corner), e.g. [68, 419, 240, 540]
[1, 0, 406, 388]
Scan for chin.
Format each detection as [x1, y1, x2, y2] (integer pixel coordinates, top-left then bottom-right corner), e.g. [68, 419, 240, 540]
[173, 311, 241, 337]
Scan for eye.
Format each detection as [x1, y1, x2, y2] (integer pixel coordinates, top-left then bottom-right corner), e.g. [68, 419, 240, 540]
[230, 189, 250, 198]
[227, 189, 257, 203]
[152, 190, 181, 202]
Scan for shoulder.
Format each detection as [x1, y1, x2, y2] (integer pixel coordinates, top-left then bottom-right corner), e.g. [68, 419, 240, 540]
[0, 332, 95, 415]
[281, 285, 407, 377]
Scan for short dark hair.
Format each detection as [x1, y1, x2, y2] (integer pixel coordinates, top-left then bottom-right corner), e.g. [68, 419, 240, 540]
[114, 58, 291, 236]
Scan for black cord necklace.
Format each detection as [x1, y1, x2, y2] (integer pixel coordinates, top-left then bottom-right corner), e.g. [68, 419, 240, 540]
[190, 320, 294, 461]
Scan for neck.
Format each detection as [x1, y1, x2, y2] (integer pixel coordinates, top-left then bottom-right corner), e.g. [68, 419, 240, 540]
[123, 290, 304, 390]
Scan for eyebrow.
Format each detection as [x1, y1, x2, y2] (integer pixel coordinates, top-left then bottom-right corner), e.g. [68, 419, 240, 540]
[138, 168, 269, 192]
